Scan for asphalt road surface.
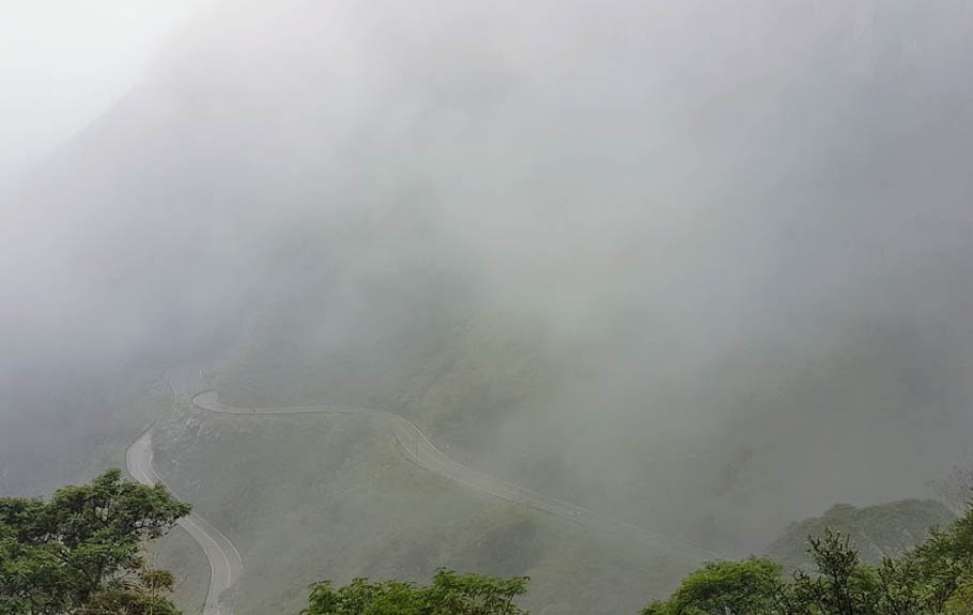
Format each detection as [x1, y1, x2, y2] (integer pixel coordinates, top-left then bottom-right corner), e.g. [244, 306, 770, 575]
[126, 430, 243, 615]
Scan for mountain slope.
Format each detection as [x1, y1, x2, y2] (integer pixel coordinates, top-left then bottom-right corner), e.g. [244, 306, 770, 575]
[4, 1, 973, 612]
[152, 394, 699, 614]
[766, 499, 956, 570]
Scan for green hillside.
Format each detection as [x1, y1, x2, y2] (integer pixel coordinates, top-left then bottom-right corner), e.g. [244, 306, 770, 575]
[151, 394, 698, 614]
[766, 499, 955, 570]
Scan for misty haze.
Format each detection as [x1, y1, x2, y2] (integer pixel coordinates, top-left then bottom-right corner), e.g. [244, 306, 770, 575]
[3, 2, 973, 614]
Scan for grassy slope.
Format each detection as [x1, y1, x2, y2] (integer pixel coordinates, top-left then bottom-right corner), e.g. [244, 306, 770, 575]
[150, 526, 210, 614]
[152, 401, 696, 614]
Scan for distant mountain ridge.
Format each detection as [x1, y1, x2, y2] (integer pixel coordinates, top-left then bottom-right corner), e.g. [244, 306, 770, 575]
[766, 499, 956, 570]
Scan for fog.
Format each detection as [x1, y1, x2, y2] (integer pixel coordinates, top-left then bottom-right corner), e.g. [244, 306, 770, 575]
[3, 0, 973, 565]
[0, 1, 208, 188]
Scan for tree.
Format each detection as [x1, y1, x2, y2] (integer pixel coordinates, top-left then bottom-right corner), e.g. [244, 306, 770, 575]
[424, 569, 529, 615]
[641, 558, 785, 615]
[644, 504, 973, 615]
[78, 569, 180, 615]
[0, 469, 190, 614]
[303, 569, 529, 615]
[789, 529, 878, 615]
[303, 578, 426, 615]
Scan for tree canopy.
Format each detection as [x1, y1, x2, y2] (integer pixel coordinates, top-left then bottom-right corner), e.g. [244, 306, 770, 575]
[643, 504, 973, 614]
[303, 568, 529, 615]
[0, 469, 189, 614]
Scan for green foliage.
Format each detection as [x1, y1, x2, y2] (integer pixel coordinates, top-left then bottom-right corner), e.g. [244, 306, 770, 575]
[788, 529, 879, 614]
[645, 506, 973, 614]
[0, 469, 189, 614]
[641, 558, 784, 615]
[303, 569, 529, 615]
[78, 568, 180, 615]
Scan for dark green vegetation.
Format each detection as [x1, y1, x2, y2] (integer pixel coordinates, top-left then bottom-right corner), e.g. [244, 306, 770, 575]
[644, 504, 973, 614]
[0, 470, 189, 614]
[303, 569, 528, 615]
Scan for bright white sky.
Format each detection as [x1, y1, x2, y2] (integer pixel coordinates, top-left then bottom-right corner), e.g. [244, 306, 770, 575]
[0, 0, 209, 186]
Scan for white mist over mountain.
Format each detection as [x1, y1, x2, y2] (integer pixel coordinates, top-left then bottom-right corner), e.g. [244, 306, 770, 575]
[2, 2, 973, 610]
[0, 0, 207, 186]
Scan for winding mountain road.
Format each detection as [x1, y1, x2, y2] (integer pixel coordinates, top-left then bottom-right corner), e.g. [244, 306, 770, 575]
[192, 391, 722, 557]
[126, 390, 723, 615]
[126, 430, 243, 615]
